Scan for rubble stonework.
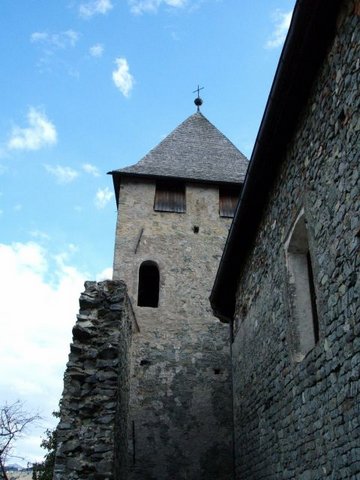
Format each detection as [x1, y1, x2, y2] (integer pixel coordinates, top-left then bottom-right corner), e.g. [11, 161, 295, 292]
[230, 2, 360, 478]
[53, 280, 132, 480]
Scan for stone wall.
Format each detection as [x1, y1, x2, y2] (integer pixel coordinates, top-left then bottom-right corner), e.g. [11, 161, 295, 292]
[113, 180, 234, 479]
[53, 280, 133, 480]
[231, 2, 359, 478]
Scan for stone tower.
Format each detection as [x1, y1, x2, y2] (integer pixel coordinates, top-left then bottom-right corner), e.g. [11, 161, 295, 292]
[109, 110, 248, 479]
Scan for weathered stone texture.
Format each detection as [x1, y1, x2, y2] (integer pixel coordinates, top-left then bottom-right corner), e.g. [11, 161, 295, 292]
[113, 180, 234, 479]
[232, 3, 359, 479]
[53, 280, 132, 480]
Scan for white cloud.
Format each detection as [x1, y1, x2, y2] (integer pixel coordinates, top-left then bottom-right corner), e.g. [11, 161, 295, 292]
[0, 241, 88, 463]
[83, 163, 101, 176]
[44, 165, 79, 184]
[265, 10, 293, 49]
[64, 30, 79, 46]
[31, 30, 79, 48]
[30, 30, 80, 76]
[79, 0, 113, 18]
[94, 187, 114, 208]
[7, 108, 57, 152]
[89, 43, 104, 57]
[166, 0, 186, 6]
[96, 266, 113, 281]
[30, 32, 48, 43]
[128, 0, 186, 14]
[30, 230, 51, 241]
[112, 58, 134, 97]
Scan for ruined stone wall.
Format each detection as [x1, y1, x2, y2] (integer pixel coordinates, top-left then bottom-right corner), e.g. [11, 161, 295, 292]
[113, 180, 234, 479]
[232, 2, 359, 478]
[53, 280, 132, 480]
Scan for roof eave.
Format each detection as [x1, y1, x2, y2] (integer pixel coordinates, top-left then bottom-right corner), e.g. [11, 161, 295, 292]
[108, 170, 245, 208]
[210, 0, 343, 322]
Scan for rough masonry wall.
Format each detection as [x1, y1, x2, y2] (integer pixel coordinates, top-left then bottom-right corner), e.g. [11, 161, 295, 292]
[113, 181, 234, 479]
[54, 280, 132, 480]
[232, 3, 359, 479]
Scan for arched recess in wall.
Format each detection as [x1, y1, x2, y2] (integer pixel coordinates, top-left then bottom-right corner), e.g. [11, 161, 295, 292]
[137, 261, 160, 307]
[285, 211, 319, 360]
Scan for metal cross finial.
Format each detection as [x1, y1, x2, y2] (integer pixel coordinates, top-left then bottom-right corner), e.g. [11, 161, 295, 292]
[193, 85, 204, 97]
[193, 85, 204, 112]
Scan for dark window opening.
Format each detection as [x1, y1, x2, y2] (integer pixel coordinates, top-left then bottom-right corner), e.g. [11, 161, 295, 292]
[140, 359, 151, 366]
[338, 108, 346, 124]
[307, 251, 319, 344]
[132, 421, 136, 465]
[219, 186, 241, 218]
[193, 225, 199, 233]
[138, 261, 159, 307]
[213, 368, 221, 375]
[154, 180, 186, 213]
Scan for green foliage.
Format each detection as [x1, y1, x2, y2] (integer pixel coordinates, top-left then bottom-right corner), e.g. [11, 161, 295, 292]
[32, 412, 59, 480]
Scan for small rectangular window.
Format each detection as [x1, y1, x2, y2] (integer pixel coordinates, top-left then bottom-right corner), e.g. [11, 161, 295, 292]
[219, 186, 241, 218]
[154, 181, 186, 213]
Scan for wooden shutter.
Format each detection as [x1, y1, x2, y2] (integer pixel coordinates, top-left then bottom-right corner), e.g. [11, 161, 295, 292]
[219, 187, 240, 218]
[154, 181, 186, 213]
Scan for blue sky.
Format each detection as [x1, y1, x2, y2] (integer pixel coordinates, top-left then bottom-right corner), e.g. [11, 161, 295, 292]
[0, 0, 295, 465]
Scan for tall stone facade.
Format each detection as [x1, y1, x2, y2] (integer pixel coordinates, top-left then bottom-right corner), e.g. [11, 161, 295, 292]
[110, 112, 248, 479]
[113, 179, 234, 479]
[211, 0, 359, 478]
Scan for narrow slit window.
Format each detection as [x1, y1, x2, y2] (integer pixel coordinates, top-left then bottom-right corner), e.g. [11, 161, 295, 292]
[154, 180, 186, 213]
[138, 261, 160, 307]
[219, 186, 241, 218]
[306, 251, 320, 344]
[286, 212, 319, 360]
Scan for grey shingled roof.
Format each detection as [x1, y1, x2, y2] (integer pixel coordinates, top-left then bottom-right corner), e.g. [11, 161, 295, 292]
[111, 112, 248, 184]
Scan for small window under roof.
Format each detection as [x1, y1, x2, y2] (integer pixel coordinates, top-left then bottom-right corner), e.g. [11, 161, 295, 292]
[219, 186, 241, 218]
[154, 180, 186, 213]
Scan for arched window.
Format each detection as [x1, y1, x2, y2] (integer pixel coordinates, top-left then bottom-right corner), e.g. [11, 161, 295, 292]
[286, 212, 319, 360]
[137, 261, 160, 307]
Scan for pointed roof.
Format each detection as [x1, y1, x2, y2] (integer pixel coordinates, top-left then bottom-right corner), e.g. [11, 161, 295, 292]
[110, 112, 248, 185]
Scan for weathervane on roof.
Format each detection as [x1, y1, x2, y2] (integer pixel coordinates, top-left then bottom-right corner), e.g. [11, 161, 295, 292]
[193, 85, 204, 112]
